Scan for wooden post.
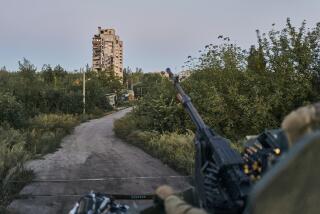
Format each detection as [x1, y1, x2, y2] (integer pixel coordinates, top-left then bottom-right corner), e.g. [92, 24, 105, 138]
[82, 68, 86, 115]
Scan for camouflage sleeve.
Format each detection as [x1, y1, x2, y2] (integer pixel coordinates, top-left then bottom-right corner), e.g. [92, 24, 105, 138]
[164, 195, 207, 214]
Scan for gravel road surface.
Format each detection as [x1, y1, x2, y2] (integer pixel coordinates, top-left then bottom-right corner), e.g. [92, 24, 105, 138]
[8, 108, 191, 213]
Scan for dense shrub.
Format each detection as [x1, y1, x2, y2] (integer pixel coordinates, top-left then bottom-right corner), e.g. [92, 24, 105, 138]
[0, 93, 26, 128]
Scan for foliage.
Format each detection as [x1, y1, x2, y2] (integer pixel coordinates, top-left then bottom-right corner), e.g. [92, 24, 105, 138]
[121, 19, 320, 142]
[114, 113, 194, 174]
[30, 114, 78, 132]
[147, 132, 194, 174]
[0, 125, 33, 207]
[114, 19, 320, 177]
[0, 113, 80, 207]
[0, 92, 26, 128]
[182, 19, 320, 140]
[133, 73, 190, 133]
[113, 112, 140, 138]
[0, 62, 121, 117]
[0, 126, 29, 181]
[0, 58, 122, 207]
[26, 114, 79, 154]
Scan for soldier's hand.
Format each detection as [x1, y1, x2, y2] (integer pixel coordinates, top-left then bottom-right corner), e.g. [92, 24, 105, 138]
[282, 103, 320, 145]
[155, 185, 174, 200]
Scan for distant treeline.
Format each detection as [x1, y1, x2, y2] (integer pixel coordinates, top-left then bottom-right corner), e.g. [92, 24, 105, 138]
[0, 59, 127, 128]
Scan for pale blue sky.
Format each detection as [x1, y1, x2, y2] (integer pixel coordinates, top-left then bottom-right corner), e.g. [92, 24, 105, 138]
[0, 0, 319, 72]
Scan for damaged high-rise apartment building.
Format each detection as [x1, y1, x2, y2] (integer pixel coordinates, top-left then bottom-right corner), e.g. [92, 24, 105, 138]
[92, 27, 123, 78]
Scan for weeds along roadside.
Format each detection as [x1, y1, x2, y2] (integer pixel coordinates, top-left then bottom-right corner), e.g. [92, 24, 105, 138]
[113, 112, 195, 175]
[0, 112, 105, 209]
[0, 60, 122, 210]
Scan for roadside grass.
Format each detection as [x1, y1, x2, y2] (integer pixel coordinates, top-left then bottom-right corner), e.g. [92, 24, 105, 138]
[26, 114, 79, 154]
[114, 113, 195, 175]
[0, 125, 34, 209]
[0, 112, 107, 208]
[0, 169, 34, 211]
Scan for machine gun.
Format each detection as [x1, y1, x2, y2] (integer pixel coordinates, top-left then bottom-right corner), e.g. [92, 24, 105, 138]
[166, 68, 251, 213]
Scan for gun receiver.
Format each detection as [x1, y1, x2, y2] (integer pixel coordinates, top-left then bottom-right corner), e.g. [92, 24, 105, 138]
[166, 68, 250, 213]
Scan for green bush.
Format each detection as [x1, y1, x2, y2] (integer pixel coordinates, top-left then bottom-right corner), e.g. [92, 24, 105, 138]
[0, 92, 26, 128]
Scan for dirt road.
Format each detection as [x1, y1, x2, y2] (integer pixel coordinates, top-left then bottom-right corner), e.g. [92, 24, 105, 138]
[9, 108, 190, 213]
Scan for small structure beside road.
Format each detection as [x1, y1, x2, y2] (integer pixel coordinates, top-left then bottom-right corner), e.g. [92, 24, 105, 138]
[106, 93, 117, 108]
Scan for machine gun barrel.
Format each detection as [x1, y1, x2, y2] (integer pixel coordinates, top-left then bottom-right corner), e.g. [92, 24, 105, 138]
[166, 68, 210, 133]
[166, 68, 241, 166]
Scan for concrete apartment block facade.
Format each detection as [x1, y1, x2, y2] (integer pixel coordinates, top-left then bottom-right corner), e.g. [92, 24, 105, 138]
[92, 27, 123, 78]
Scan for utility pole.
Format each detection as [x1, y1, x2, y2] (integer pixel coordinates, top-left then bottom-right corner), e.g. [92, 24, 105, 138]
[82, 68, 86, 115]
